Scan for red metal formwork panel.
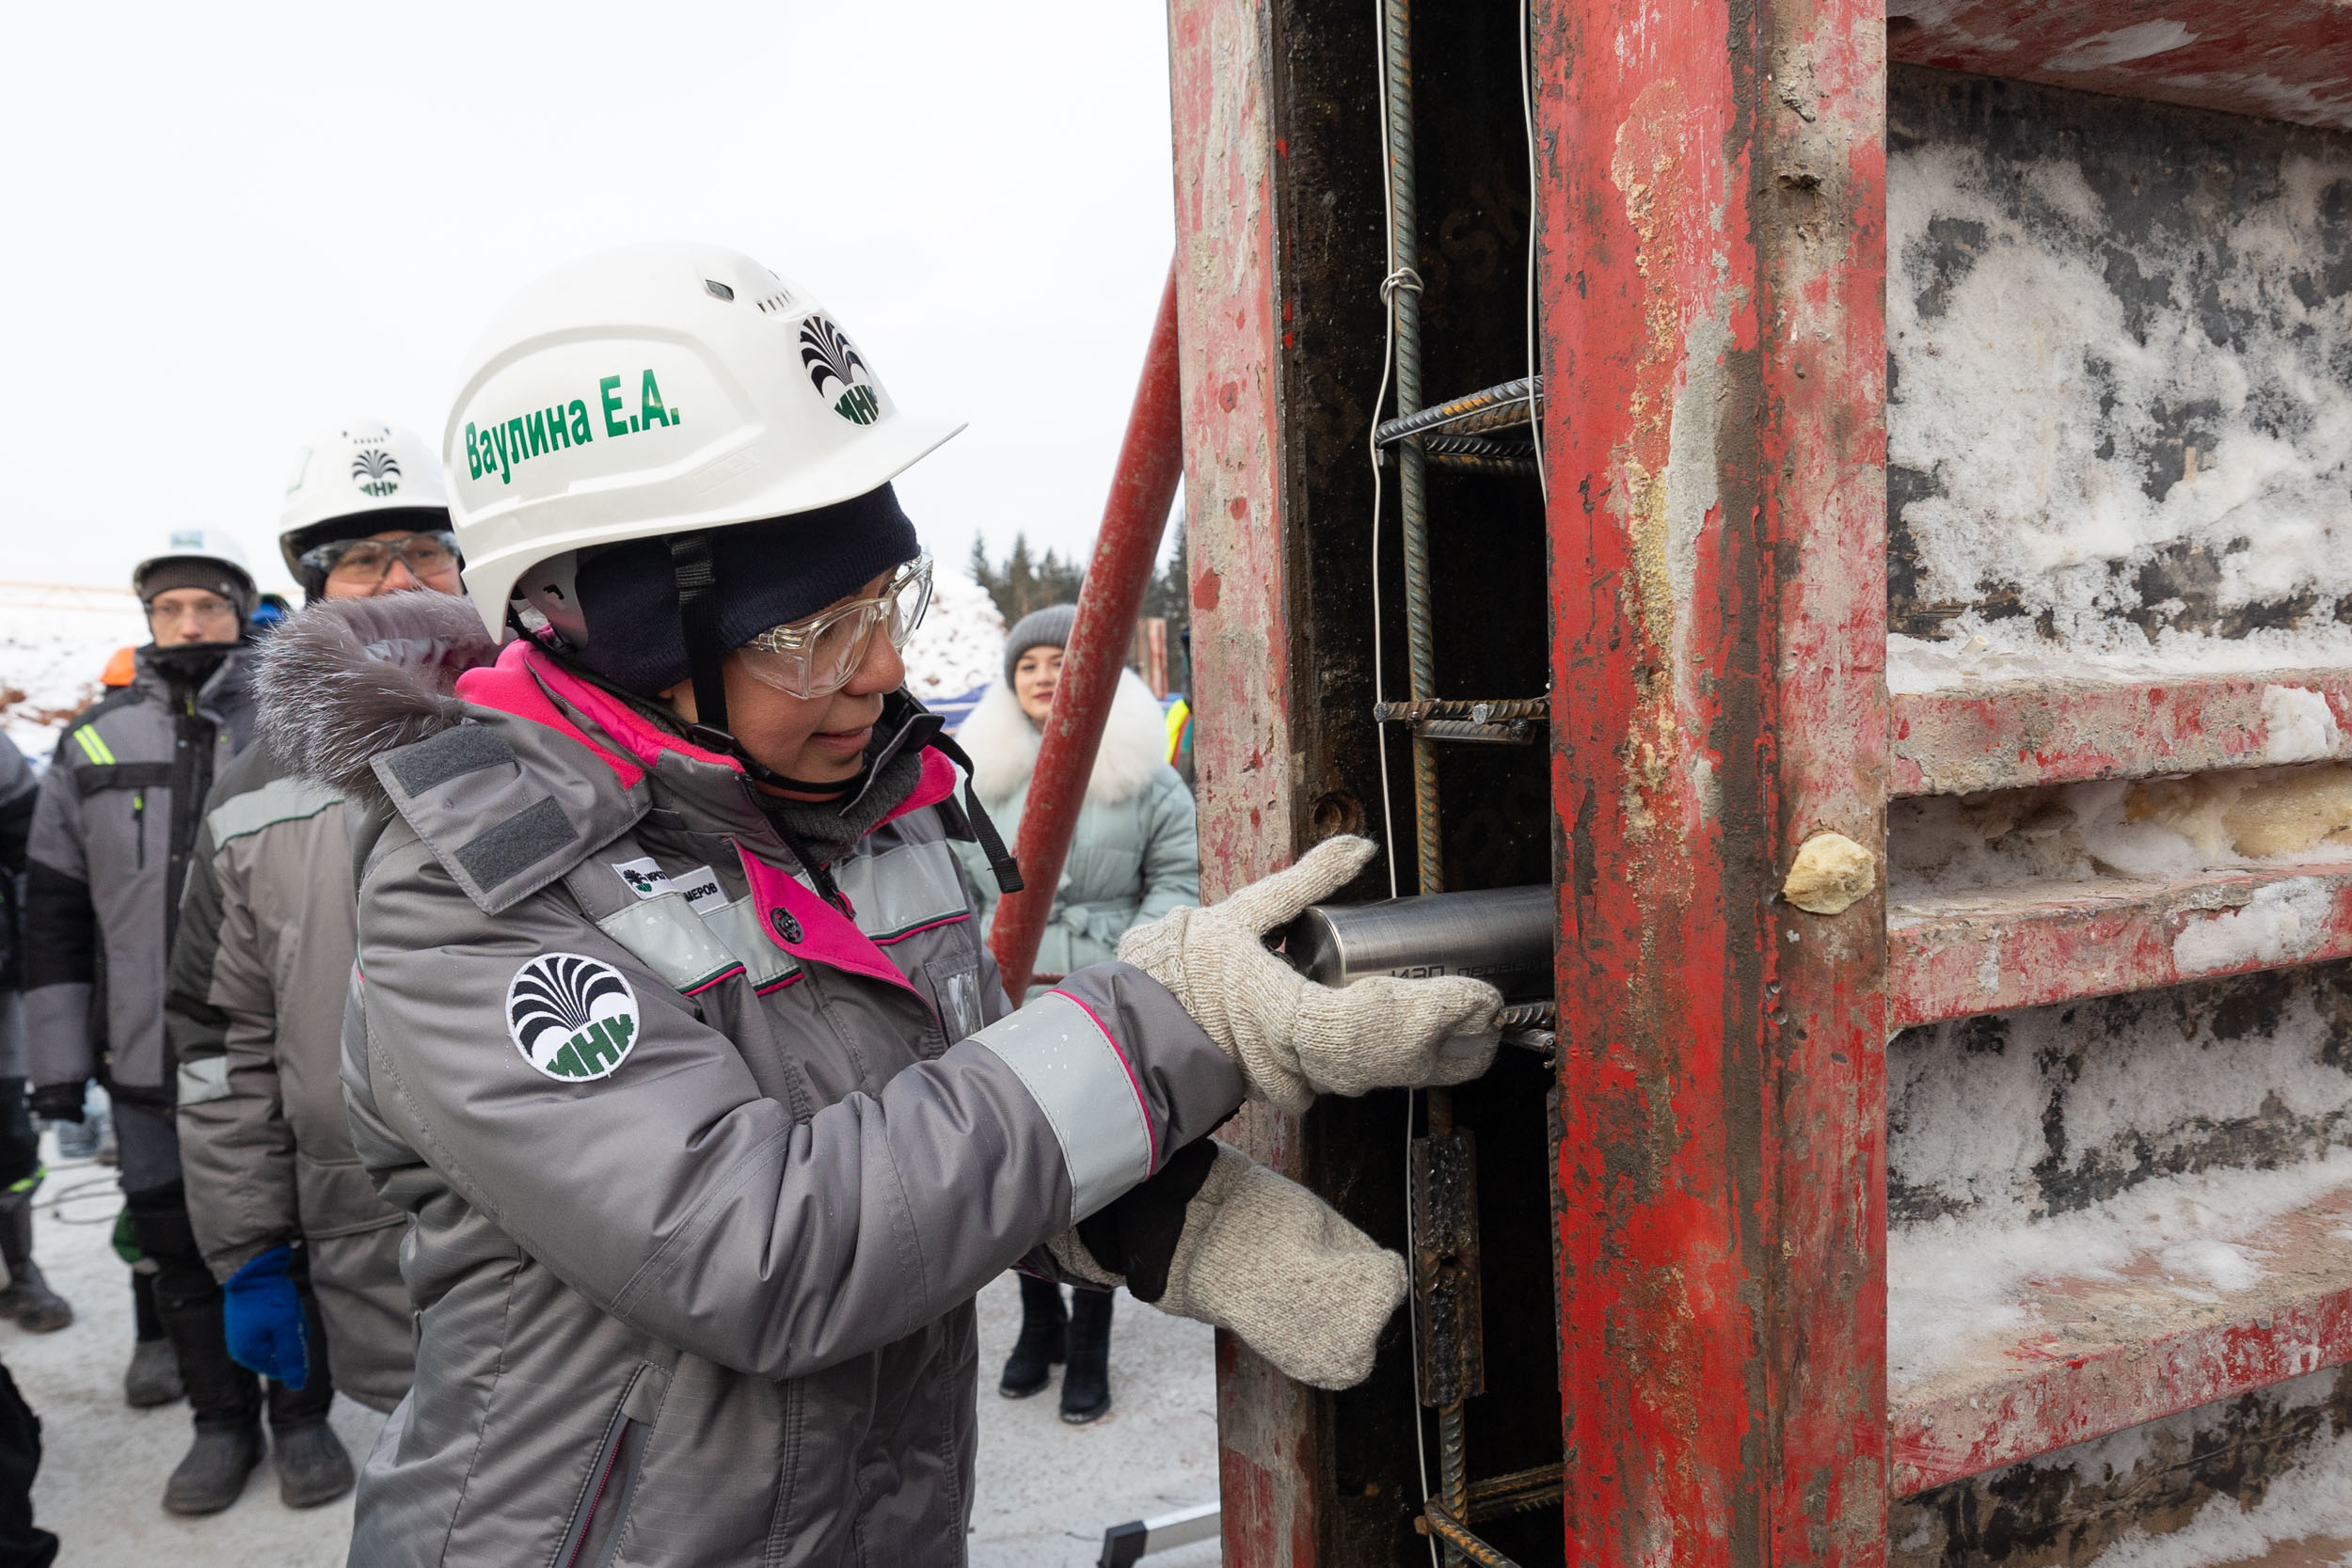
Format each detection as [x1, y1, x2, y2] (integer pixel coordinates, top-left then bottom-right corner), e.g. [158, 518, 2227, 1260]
[1167, 3, 1322, 1565]
[1534, 0, 1891, 1561]
[1886, 0, 2352, 135]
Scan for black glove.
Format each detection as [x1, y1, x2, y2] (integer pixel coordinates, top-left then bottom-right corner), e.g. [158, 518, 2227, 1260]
[1073, 1136, 1217, 1304]
[29, 1084, 86, 1124]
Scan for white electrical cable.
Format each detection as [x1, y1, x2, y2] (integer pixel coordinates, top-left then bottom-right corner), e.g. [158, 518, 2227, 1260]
[1521, 0, 1549, 503]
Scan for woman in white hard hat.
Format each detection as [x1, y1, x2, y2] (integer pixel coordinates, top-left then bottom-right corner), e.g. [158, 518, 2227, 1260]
[259, 244, 1499, 1565]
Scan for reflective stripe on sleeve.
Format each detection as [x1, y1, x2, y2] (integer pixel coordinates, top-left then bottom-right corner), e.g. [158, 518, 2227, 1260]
[966, 990, 1155, 1225]
[177, 1055, 231, 1106]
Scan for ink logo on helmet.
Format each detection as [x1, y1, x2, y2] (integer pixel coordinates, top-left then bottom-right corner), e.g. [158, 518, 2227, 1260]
[798, 315, 881, 426]
[351, 447, 402, 499]
[506, 953, 641, 1083]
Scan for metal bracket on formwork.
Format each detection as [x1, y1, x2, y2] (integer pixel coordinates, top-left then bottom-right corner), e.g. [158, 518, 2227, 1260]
[1409, 1129, 1486, 1408]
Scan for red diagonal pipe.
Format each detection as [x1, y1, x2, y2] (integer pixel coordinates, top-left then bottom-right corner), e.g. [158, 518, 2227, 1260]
[990, 261, 1184, 1004]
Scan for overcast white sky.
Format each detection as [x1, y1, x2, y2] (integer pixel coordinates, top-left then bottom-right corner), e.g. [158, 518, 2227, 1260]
[0, 2, 1176, 599]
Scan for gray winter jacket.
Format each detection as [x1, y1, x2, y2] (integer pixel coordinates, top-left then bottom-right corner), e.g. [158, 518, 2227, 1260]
[165, 601, 497, 1411]
[273, 595, 1242, 1567]
[24, 645, 256, 1101]
[953, 670, 1199, 975]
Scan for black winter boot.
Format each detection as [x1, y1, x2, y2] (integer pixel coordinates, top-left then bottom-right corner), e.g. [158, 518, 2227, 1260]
[0, 1198, 71, 1334]
[162, 1422, 262, 1515]
[998, 1274, 1067, 1399]
[271, 1422, 354, 1509]
[1059, 1288, 1114, 1424]
[124, 1272, 182, 1408]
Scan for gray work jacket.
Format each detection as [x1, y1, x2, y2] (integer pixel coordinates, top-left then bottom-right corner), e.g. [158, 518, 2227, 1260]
[23, 645, 255, 1098]
[167, 737, 412, 1411]
[280, 608, 1239, 1568]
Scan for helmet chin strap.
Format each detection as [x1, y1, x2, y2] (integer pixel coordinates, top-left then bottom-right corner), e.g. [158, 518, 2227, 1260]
[668, 531, 732, 737]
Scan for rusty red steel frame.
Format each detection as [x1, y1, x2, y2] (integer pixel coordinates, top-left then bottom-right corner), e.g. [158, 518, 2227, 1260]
[1536, 0, 1890, 1560]
[1890, 863, 2352, 1029]
[1890, 672, 2352, 796]
[987, 265, 1185, 1004]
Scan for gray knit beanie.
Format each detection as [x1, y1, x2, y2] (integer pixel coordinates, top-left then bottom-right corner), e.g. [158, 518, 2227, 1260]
[1004, 604, 1078, 686]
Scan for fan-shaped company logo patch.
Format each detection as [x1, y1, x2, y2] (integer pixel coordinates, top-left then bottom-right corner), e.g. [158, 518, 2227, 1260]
[506, 953, 641, 1082]
[351, 447, 402, 499]
[798, 314, 880, 425]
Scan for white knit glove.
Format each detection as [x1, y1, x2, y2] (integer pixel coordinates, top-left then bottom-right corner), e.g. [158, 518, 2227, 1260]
[1118, 834, 1502, 1112]
[1049, 1141, 1406, 1390]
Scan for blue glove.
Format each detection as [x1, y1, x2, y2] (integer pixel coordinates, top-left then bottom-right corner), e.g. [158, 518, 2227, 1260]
[222, 1245, 309, 1389]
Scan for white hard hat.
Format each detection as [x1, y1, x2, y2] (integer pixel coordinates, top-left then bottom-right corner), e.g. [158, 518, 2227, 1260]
[278, 420, 451, 578]
[133, 527, 257, 609]
[444, 242, 963, 640]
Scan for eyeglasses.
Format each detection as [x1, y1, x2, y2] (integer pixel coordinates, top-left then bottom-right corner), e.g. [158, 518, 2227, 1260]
[300, 531, 460, 583]
[736, 555, 932, 700]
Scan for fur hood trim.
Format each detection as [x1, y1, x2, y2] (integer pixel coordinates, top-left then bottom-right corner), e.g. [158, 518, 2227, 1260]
[955, 666, 1168, 809]
[257, 592, 501, 807]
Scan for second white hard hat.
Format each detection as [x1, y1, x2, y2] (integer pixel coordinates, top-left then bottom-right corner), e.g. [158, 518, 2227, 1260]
[442, 242, 963, 640]
[132, 527, 258, 614]
[278, 420, 451, 578]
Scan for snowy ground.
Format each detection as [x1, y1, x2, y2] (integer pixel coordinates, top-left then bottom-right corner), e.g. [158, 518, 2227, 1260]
[7, 1134, 1218, 1567]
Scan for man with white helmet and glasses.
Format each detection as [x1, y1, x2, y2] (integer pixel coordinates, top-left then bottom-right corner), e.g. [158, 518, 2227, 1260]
[20, 530, 276, 1513]
[161, 422, 467, 1514]
[262, 244, 1501, 1565]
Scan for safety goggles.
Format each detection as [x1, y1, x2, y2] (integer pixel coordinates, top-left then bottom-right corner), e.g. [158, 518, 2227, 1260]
[299, 531, 461, 583]
[736, 554, 932, 700]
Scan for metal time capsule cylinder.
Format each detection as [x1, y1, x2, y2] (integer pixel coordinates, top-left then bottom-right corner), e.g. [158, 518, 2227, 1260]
[1279, 885, 1554, 1002]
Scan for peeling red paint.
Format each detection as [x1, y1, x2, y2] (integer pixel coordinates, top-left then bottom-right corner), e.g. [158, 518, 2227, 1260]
[1889, 863, 2352, 1029]
[1168, 2, 1320, 1562]
[1539, 0, 1889, 1560]
[1893, 1188, 2352, 1493]
[1889, 0, 2352, 134]
[1890, 672, 2352, 796]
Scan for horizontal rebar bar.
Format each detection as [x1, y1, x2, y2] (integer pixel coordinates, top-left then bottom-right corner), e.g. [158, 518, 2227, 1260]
[1417, 1501, 1526, 1568]
[1414, 720, 1534, 745]
[1375, 698, 1551, 724]
[1465, 1461, 1568, 1521]
[1375, 376, 1544, 446]
[1493, 1001, 1556, 1031]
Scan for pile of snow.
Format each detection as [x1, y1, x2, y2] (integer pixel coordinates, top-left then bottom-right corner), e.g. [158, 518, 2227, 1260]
[1888, 116, 2352, 679]
[901, 565, 1004, 714]
[0, 584, 147, 762]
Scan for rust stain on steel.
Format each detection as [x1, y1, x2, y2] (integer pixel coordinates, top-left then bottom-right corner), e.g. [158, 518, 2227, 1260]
[1539, 0, 1889, 1561]
[1888, 0, 2352, 134]
[1168, 4, 1318, 1566]
[1892, 1188, 2352, 1494]
[1887, 863, 2352, 1029]
[1891, 673, 2352, 797]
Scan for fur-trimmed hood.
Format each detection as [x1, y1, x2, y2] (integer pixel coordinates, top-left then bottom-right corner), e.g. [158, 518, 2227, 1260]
[955, 666, 1169, 809]
[256, 590, 501, 809]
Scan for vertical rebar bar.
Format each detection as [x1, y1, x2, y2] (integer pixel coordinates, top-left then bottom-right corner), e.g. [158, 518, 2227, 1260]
[1381, 0, 1443, 899]
[1384, 2, 1463, 1560]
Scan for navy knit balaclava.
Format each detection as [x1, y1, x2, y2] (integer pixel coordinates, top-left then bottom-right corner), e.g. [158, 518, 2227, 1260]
[573, 484, 920, 697]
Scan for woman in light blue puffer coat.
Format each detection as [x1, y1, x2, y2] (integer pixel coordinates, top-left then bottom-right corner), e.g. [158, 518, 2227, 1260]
[953, 604, 1200, 1422]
